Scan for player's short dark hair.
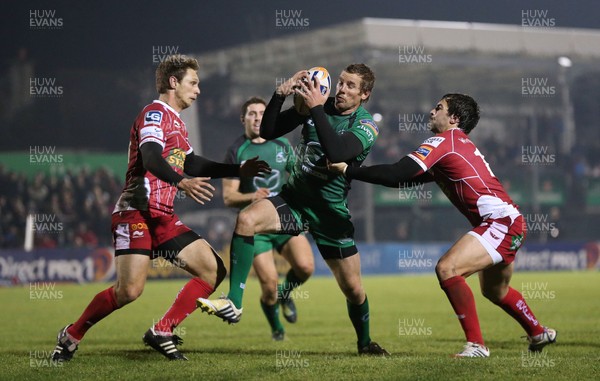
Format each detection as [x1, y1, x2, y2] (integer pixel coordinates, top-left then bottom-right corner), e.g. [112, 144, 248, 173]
[240, 96, 266, 119]
[155, 55, 199, 94]
[442, 93, 480, 134]
[344, 63, 375, 103]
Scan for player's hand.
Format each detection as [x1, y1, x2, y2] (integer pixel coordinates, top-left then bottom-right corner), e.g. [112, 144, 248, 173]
[253, 188, 271, 202]
[276, 70, 309, 97]
[327, 161, 348, 175]
[240, 156, 271, 178]
[295, 75, 329, 109]
[177, 177, 215, 205]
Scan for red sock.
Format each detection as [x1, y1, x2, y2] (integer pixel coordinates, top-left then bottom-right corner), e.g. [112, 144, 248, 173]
[67, 287, 120, 341]
[440, 276, 484, 346]
[496, 287, 544, 336]
[154, 278, 214, 334]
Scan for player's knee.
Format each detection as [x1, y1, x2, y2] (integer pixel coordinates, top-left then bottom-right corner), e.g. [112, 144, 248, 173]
[481, 286, 505, 304]
[114, 284, 143, 306]
[236, 210, 257, 233]
[340, 283, 364, 304]
[260, 281, 278, 305]
[293, 262, 314, 280]
[259, 274, 278, 293]
[435, 260, 454, 281]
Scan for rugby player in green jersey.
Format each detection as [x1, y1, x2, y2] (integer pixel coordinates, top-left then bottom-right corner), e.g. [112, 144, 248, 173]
[222, 96, 314, 341]
[199, 65, 389, 356]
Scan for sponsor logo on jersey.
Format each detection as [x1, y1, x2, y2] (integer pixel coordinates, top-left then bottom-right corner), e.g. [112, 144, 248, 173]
[359, 119, 379, 137]
[254, 169, 280, 191]
[458, 137, 472, 144]
[167, 148, 186, 170]
[144, 110, 163, 126]
[131, 223, 148, 230]
[140, 126, 164, 142]
[357, 125, 374, 143]
[413, 146, 432, 161]
[132, 230, 145, 238]
[422, 136, 445, 148]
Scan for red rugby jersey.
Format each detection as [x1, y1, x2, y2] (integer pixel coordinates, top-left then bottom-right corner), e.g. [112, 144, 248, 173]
[113, 100, 192, 216]
[408, 128, 519, 226]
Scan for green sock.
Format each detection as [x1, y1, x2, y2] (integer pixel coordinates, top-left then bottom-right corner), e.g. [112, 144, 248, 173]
[227, 233, 254, 308]
[347, 295, 371, 349]
[278, 269, 305, 300]
[260, 300, 284, 333]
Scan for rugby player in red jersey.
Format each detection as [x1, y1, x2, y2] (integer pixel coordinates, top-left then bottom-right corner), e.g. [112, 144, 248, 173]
[51, 55, 269, 361]
[330, 94, 556, 357]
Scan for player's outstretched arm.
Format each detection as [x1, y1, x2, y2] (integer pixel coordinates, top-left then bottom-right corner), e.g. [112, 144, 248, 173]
[140, 142, 215, 204]
[332, 156, 431, 188]
[260, 93, 305, 140]
[183, 153, 270, 179]
[261, 70, 311, 140]
[140, 142, 185, 185]
[310, 105, 363, 162]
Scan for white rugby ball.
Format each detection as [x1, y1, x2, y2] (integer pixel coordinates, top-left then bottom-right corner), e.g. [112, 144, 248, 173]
[294, 66, 331, 115]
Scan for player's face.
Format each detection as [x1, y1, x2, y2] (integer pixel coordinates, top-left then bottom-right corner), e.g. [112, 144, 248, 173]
[334, 71, 370, 115]
[242, 103, 265, 139]
[173, 68, 200, 110]
[429, 99, 456, 134]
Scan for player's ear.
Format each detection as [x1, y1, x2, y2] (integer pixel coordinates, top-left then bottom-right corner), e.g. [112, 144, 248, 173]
[360, 90, 370, 102]
[169, 75, 179, 90]
[449, 114, 460, 125]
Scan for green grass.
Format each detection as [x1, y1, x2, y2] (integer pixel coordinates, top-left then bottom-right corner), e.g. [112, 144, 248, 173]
[3, 272, 599, 380]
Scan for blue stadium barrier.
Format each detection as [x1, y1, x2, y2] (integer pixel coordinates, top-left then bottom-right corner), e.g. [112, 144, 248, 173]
[1, 242, 597, 285]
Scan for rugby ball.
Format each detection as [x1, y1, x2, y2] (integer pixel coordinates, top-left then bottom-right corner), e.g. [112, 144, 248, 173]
[294, 66, 331, 115]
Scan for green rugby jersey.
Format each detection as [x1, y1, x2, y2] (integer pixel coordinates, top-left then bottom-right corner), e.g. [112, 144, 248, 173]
[286, 98, 379, 204]
[224, 135, 294, 197]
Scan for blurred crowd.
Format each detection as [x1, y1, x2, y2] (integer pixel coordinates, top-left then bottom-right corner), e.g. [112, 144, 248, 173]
[0, 165, 121, 249]
[2, 98, 599, 249]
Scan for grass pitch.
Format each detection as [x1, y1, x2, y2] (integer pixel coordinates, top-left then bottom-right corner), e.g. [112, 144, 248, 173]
[2, 272, 599, 381]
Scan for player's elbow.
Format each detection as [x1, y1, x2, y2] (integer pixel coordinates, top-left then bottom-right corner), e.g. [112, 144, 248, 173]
[223, 194, 245, 209]
[141, 156, 154, 173]
[222, 192, 235, 207]
[223, 197, 235, 208]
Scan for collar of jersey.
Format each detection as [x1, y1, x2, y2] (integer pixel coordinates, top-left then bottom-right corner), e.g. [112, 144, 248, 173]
[153, 100, 180, 117]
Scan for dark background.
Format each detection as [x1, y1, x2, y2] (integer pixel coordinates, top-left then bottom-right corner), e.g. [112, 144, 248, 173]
[1, 0, 599, 249]
[1, 0, 599, 152]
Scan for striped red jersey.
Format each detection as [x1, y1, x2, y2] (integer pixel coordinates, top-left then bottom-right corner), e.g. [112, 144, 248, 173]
[113, 100, 192, 216]
[408, 128, 519, 226]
